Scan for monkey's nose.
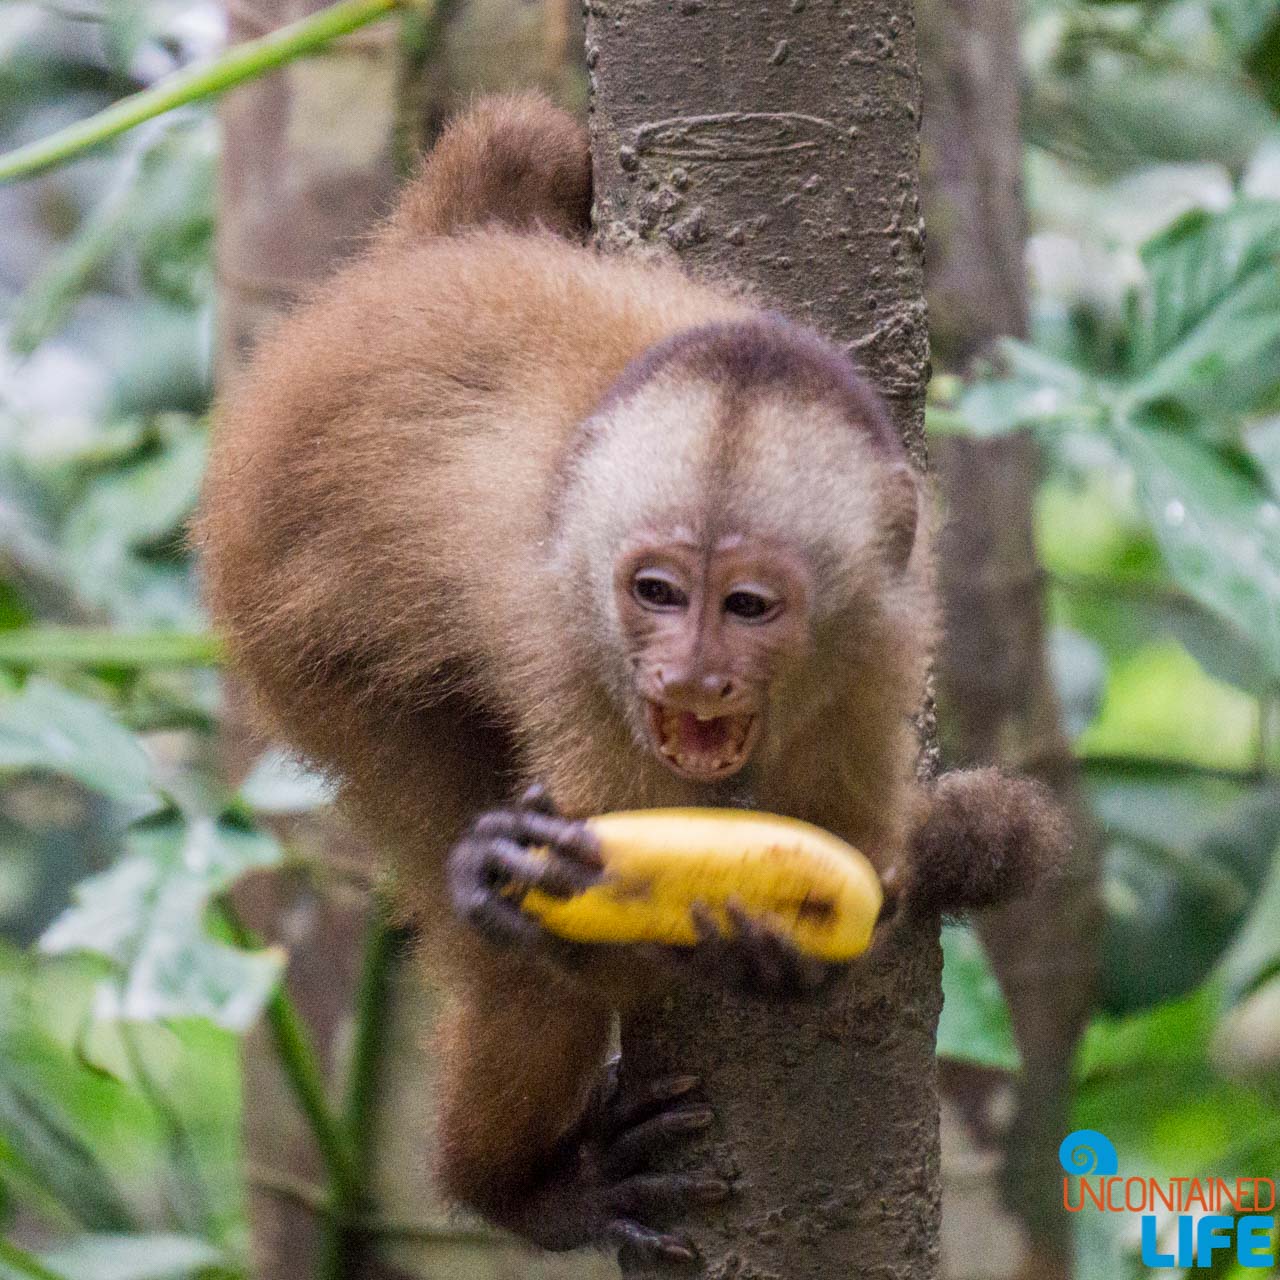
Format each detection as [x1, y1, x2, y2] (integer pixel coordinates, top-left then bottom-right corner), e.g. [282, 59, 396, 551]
[659, 671, 737, 712]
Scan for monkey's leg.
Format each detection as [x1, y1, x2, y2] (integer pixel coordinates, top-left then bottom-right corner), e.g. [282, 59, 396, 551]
[434, 962, 729, 1263]
[905, 766, 1070, 916]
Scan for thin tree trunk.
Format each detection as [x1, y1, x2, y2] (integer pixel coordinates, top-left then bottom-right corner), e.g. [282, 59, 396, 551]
[589, 6, 941, 1276]
[918, 0, 1102, 1274]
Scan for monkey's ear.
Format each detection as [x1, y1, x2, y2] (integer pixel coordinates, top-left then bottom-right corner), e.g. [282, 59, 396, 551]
[881, 463, 920, 571]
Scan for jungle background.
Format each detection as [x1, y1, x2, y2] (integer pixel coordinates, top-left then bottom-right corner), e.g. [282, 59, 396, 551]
[0, 0, 1277, 1276]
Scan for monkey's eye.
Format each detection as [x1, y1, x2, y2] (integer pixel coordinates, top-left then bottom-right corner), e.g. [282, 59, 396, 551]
[633, 572, 688, 610]
[724, 589, 780, 622]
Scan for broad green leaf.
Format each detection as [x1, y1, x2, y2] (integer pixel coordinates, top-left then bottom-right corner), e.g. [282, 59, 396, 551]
[1245, 413, 1280, 496]
[40, 815, 284, 1031]
[1085, 762, 1280, 1013]
[1128, 270, 1280, 418]
[0, 1237, 67, 1280]
[1027, 60, 1275, 176]
[937, 924, 1021, 1071]
[1212, 0, 1280, 111]
[38, 1234, 227, 1280]
[0, 679, 155, 807]
[1131, 201, 1280, 371]
[61, 426, 206, 628]
[238, 748, 334, 815]
[1078, 642, 1260, 771]
[1077, 991, 1280, 1178]
[0, 954, 138, 1231]
[1114, 424, 1280, 680]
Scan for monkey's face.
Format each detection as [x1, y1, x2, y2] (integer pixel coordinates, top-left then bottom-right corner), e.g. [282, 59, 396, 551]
[612, 533, 812, 783]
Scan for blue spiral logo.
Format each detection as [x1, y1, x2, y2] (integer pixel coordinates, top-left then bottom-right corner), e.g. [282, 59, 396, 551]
[1059, 1130, 1118, 1176]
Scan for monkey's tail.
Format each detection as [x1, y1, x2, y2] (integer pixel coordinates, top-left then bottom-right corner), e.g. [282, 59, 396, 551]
[907, 767, 1071, 916]
[388, 93, 591, 243]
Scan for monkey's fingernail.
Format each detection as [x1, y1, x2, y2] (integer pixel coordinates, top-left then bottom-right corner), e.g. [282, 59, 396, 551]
[692, 1178, 730, 1202]
[654, 1074, 700, 1098]
[674, 1106, 714, 1129]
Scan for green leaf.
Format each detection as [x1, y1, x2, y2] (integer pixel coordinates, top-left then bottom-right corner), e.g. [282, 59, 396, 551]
[40, 815, 284, 1031]
[1212, 0, 1280, 111]
[0, 679, 155, 807]
[238, 748, 334, 815]
[0, 1080, 137, 1234]
[937, 924, 1021, 1071]
[1077, 990, 1280, 1177]
[1085, 761, 1280, 1013]
[1114, 424, 1280, 681]
[0, 1237, 68, 1280]
[38, 1234, 226, 1280]
[1126, 201, 1280, 417]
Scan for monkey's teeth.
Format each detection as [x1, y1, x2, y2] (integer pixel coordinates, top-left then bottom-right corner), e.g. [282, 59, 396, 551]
[649, 704, 757, 778]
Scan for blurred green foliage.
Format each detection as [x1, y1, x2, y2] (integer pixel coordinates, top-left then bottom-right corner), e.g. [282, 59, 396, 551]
[0, 0, 1276, 1275]
[933, 0, 1280, 1271]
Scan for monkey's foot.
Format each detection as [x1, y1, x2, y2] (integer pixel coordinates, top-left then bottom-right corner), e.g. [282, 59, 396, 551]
[447, 785, 605, 969]
[506, 1067, 728, 1266]
[652, 901, 839, 1000]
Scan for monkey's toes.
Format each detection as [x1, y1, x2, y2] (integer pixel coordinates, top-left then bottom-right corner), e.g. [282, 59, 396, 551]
[608, 1217, 701, 1267]
[594, 1073, 727, 1269]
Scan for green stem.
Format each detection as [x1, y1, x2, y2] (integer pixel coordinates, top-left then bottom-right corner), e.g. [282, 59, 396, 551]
[0, 628, 223, 668]
[0, 0, 407, 182]
[0, 1238, 68, 1280]
[315, 915, 399, 1280]
[217, 901, 362, 1210]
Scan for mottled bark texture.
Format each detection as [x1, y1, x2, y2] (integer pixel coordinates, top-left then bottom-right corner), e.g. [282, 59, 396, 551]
[588, 5, 942, 1277]
[918, 0, 1101, 1275]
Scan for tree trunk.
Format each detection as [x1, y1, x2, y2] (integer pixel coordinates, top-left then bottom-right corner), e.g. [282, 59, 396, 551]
[589, 6, 942, 1277]
[917, 0, 1102, 1275]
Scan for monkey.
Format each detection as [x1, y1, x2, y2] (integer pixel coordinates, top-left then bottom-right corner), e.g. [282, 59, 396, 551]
[195, 93, 1068, 1266]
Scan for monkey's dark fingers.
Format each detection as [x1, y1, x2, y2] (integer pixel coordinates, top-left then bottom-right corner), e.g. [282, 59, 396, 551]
[723, 902, 833, 997]
[607, 1220, 699, 1267]
[451, 877, 603, 972]
[472, 809, 603, 867]
[601, 1105, 714, 1179]
[602, 1072, 702, 1139]
[608, 1172, 730, 1220]
[497, 836, 601, 897]
[450, 876, 547, 949]
[517, 782, 560, 816]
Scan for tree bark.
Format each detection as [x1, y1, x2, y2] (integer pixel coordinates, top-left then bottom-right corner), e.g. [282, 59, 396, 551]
[589, 5, 941, 1277]
[917, 0, 1102, 1275]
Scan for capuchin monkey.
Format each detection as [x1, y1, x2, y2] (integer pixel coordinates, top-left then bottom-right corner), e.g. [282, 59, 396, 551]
[196, 94, 1067, 1265]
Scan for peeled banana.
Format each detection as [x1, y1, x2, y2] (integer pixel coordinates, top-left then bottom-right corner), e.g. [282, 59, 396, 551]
[519, 808, 882, 962]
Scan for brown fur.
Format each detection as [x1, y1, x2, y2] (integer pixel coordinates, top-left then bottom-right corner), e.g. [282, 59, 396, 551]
[195, 92, 1066, 1254]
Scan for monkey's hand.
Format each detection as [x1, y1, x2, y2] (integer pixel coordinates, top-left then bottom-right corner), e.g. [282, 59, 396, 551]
[496, 1060, 728, 1266]
[647, 901, 840, 1000]
[447, 784, 607, 971]
[905, 767, 1070, 917]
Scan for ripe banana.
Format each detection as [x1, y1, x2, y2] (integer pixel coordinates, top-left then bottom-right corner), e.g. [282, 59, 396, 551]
[519, 808, 882, 962]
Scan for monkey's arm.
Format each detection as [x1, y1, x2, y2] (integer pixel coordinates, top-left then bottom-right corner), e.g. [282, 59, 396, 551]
[903, 767, 1070, 916]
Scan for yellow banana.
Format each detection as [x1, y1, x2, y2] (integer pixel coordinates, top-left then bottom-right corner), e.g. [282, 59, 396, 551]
[519, 808, 882, 962]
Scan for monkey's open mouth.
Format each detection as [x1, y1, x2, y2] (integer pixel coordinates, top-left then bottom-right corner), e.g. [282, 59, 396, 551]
[645, 702, 760, 782]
